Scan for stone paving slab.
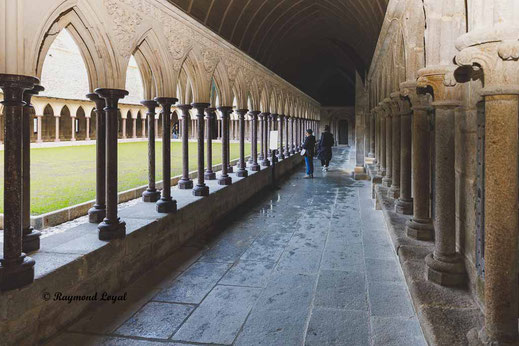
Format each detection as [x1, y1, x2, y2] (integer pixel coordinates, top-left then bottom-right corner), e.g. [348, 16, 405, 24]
[46, 147, 426, 346]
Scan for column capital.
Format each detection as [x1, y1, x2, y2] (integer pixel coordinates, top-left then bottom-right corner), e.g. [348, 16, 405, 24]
[456, 39, 519, 96]
[379, 99, 392, 117]
[140, 99, 158, 110]
[235, 109, 248, 117]
[190, 102, 210, 112]
[258, 112, 270, 119]
[217, 106, 233, 115]
[389, 92, 402, 116]
[95, 88, 129, 108]
[249, 110, 260, 117]
[417, 66, 462, 108]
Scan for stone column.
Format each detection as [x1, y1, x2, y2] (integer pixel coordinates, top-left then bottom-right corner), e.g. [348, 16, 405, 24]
[378, 107, 386, 176]
[236, 109, 248, 177]
[418, 68, 466, 287]
[395, 83, 414, 215]
[354, 111, 367, 179]
[54, 115, 60, 142]
[249, 111, 260, 171]
[457, 16, 519, 344]
[381, 99, 392, 187]
[278, 114, 285, 159]
[87, 93, 107, 223]
[364, 112, 371, 159]
[142, 118, 146, 138]
[85, 117, 90, 140]
[374, 107, 381, 172]
[289, 116, 295, 154]
[284, 115, 291, 157]
[71, 116, 76, 141]
[369, 112, 375, 158]
[258, 112, 265, 162]
[192, 103, 210, 196]
[204, 108, 216, 180]
[405, 92, 434, 239]
[132, 118, 137, 138]
[36, 115, 43, 143]
[95, 89, 128, 240]
[154, 118, 159, 138]
[141, 100, 161, 202]
[267, 114, 274, 158]
[0, 74, 38, 291]
[260, 113, 271, 166]
[227, 115, 234, 174]
[155, 97, 178, 212]
[388, 93, 401, 199]
[122, 118, 127, 139]
[218, 106, 232, 185]
[22, 84, 43, 253]
[177, 105, 193, 189]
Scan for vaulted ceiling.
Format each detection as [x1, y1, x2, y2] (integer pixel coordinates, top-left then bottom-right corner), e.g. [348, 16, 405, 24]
[168, 0, 389, 106]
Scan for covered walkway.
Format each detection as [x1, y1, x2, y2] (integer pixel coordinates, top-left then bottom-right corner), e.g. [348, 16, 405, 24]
[48, 147, 425, 346]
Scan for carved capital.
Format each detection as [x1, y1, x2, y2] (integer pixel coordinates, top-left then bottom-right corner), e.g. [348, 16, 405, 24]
[456, 40, 519, 96]
[380, 99, 392, 117]
[417, 66, 462, 107]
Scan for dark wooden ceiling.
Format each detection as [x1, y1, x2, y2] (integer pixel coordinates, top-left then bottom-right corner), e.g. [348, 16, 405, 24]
[168, 0, 388, 106]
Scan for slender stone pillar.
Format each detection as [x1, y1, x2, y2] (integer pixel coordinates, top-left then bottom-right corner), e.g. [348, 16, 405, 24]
[155, 97, 178, 211]
[227, 114, 234, 174]
[142, 118, 146, 138]
[87, 93, 106, 223]
[122, 118, 127, 139]
[36, 115, 43, 143]
[204, 108, 217, 180]
[369, 112, 375, 158]
[277, 114, 285, 159]
[0, 74, 38, 291]
[267, 114, 274, 158]
[21, 84, 43, 253]
[177, 105, 193, 189]
[258, 113, 265, 162]
[155, 118, 159, 138]
[289, 116, 295, 154]
[95, 88, 128, 240]
[354, 111, 368, 179]
[85, 117, 90, 140]
[395, 83, 414, 215]
[54, 116, 60, 142]
[249, 111, 260, 171]
[388, 93, 401, 199]
[406, 93, 434, 239]
[218, 106, 233, 185]
[132, 118, 137, 138]
[378, 107, 386, 176]
[71, 116, 76, 141]
[374, 108, 381, 172]
[418, 69, 466, 286]
[284, 115, 291, 157]
[381, 100, 392, 186]
[236, 109, 248, 177]
[457, 20, 519, 344]
[191, 103, 210, 196]
[260, 113, 271, 166]
[141, 100, 161, 202]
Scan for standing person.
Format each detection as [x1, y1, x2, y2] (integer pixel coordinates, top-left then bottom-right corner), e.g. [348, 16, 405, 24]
[302, 129, 316, 179]
[318, 125, 334, 171]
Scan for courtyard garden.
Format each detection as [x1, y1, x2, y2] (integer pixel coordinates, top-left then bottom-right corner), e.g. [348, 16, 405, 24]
[0, 141, 249, 215]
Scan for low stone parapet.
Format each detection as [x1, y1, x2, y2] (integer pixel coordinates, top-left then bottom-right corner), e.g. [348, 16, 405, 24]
[0, 154, 303, 345]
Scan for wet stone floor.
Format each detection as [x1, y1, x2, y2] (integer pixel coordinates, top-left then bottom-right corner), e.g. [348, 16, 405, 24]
[48, 147, 426, 346]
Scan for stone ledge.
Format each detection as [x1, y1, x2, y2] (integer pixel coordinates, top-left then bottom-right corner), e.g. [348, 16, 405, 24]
[373, 183, 483, 346]
[0, 154, 303, 345]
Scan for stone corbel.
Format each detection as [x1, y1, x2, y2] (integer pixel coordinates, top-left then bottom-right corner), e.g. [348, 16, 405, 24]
[417, 66, 462, 108]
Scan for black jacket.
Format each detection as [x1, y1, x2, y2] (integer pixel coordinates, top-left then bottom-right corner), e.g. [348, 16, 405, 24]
[318, 131, 334, 161]
[302, 135, 316, 157]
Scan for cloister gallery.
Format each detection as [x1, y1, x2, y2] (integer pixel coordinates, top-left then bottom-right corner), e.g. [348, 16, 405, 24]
[1, 0, 519, 345]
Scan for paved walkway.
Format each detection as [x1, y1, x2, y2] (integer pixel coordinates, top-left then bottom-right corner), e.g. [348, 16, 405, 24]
[48, 147, 426, 346]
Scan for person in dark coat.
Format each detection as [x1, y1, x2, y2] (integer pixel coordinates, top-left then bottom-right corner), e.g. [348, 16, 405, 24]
[318, 125, 334, 171]
[302, 129, 316, 178]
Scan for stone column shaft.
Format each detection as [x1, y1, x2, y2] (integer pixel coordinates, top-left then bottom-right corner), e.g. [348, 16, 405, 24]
[204, 108, 216, 180]
[218, 106, 232, 185]
[86, 117, 90, 140]
[54, 116, 60, 142]
[87, 93, 106, 223]
[395, 96, 413, 214]
[141, 100, 161, 202]
[95, 88, 128, 240]
[260, 113, 270, 166]
[388, 95, 401, 198]
[249, 111, 260, 171]
[382, 103, 393, 187]
[237, 109, 248, 177]
[192, 103, 210, 196]
[178, 105, 193, 189]
[278, 115, 285, 159]
[36, 115, 42, 142]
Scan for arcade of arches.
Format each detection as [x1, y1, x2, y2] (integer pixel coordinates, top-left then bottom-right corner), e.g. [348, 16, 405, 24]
[2, 0, 519, 345]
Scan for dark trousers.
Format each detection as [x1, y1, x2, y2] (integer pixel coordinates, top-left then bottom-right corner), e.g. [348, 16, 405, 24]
[321, 159, 330, 167]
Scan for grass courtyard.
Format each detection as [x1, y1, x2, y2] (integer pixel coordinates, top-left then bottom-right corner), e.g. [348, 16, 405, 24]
[0, 141, 249, 215]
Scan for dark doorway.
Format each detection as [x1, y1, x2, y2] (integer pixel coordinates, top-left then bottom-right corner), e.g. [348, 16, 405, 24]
[338, 120, 348, 145]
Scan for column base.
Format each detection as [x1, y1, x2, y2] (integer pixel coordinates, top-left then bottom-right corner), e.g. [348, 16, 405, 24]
[22, 229, 41, 253]
[371, 175, 383, 184]
[395, 198, 413, 215]
[228, 165, 234, 173]
[406, 218, 434, 241]
[236, 169, 248, 177]
[98, 218, 126, 240]
[218, 175, 232, 185]
[250, 163, 260, 172]
[387, 185, 400, 199]
[36, 139, 43, 143]
[290, 150, 296, 155]
[467, 327, 519, 346]
[142, 189, 161, 202]
[85, 137, 91, 141]
[277, 153, 285, 160]
[204, 171, 216, 180]
[88, 205, 106, 223]
[284, 151, 290, 157]
[54, 139, 60, 142]
[382, 177, 392, 187]
[156, 197, 177, 213]
[0, 255, 35, 291]
[71, 138, 76, 142]
[261, 159, 271, 167]
[425, 253, 466, 287]
[193, 184, 210, 196]
[178, 178, 193, 189]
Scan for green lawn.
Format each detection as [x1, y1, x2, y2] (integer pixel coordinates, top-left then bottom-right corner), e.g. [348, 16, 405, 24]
[0, 141, 250, 215]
